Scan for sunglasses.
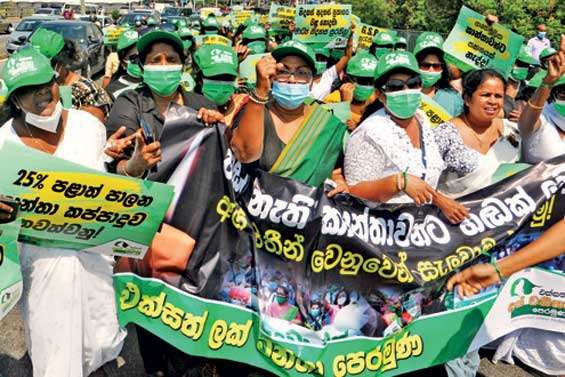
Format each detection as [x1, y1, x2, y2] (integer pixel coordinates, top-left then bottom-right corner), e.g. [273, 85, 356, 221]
[419, 62, 442, 70]
[383, 76, 422, 92]
[350, 76, 374, 86]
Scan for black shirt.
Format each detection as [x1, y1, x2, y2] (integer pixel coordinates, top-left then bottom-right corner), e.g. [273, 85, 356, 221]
[107, 75, 142, 101]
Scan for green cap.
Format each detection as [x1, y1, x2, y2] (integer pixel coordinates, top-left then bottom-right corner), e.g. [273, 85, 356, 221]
[516, 45, 537, 65]
[372, 31, 396, 46]
[177, 18, 188, 29]
[30, 28, 65, 59]
[3, 47, 55, 98]
[525, 69, 546, 88]
[203, 16, 219, 29]
[375, 50, 420, 82]
[137, 29, 185, 62]
[314, 47, 330, 58]
[193, 44, 238, 77]
[242, 24, 266, 41]
[177, 26, 194, 40]
[117, 29, 139, 52]
[272, 40, 316, 72]
[413, 32, 444, 57]
[330, 48, 345, 60]
[539, 47, 557, 61]
[395, 36, 407, 47]
[346, 52, 378, 78]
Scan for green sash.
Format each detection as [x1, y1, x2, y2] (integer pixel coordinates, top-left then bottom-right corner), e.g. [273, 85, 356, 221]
[269, 101, 346, 187]
[59, 85, 73, 109]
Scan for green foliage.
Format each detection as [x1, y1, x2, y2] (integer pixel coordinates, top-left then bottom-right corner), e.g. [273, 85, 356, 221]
[347, 0, 564, 45]
[111, 9, 121, 21]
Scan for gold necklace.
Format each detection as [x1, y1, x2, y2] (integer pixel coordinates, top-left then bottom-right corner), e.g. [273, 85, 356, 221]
[462, 114, 498, 149]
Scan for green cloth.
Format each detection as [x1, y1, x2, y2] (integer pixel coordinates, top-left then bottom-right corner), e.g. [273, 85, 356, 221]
[272, 40, 317, 72]
[117, 30, 139, 52]
[269, 101, 346, 187]
[3, 47, 55, 98]
[374, 50, 420, 82]
[242, 24, 266, 41]
[30, 28, 64, 59]
[346, 51, 378, 78]
[193, 44, 238, 77]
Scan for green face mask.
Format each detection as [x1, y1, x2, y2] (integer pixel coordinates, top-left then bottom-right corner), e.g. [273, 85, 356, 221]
[375, 48, 390, 59]
[510, 66, 529, 82]
[183, 40, 193, 51]
[554, 100, 565, 117]
[143, 64, 183, 97]
[420, 71, 442, 88]
[275, 296, 287, 305]
[247, 41, 266, 54]
[385, 89, 422, 119]
[315, 61, 327, 75]
[353, 84, 374, 102]
[127, 61, 142, 78]
[202, 78, 235, 105]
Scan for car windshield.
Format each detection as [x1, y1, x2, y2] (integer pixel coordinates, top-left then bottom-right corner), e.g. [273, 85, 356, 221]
[41, 24, 87, 42]
[35, 9, 53, 15]
[118, 14, 145, 25]
[162, 8, 178, 16]
[16, 20, 42, 31]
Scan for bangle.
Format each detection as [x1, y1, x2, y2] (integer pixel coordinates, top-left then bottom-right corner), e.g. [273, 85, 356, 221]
[490, 259, 504, 281]
[527, 99, 545, 111]
[395, 173, 402, 192]
[249, 90, 270, 105]
[402, 171, 408, 191]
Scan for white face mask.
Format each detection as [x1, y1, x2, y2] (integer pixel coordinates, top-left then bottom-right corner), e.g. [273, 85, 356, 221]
[23, 101, 63, 133]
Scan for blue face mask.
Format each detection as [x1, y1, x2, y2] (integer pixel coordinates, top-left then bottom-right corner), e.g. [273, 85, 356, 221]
[272, 81, 310, 110]
[310, 308, 321, 317]
[538, 32, 546, 39]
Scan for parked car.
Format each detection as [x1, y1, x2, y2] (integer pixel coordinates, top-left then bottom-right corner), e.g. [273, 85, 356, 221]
[29, 21, 106, 78]
[78, 15, 113, 28]
[162, 7, 192, 17]
[33, 8, 61, 16]
[161, 15, 189, 27]
[6, 16, 63, 54]
[0, 16, 14, 34]
[118, 11, 160, 27]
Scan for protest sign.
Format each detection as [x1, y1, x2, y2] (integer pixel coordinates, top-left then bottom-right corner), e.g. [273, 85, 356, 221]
[0, 142, 174, 258]
[419, 95, 453, 127]
[239, 53, 268, 85]
[232, 9, 255, 28]
[443, 6, 524, 76]
[294, 4, 352, 49]
[0, 220, 22, 321]
[195, 34, 233, 47]
[269, 4, 296, 31]
[200, 7, 220, 18]
[355, 23, 389, 50]
[115, 116, 565, 376]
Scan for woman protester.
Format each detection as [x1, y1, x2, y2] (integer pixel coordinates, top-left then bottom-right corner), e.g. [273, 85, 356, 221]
[504, 45, 538, 122]
[106, 30, 143, 99]
[435, 69, 521, 198]
[413, 32, 464, 117]
[0, 47, 125, 377]
[30, 27, 113, 122]
[229, 40, 347, 187]
[241, 24, 268, 55]
[519, 49, 565, 164]
[341, 50, 468, 224]
[105, 28, 223, 177]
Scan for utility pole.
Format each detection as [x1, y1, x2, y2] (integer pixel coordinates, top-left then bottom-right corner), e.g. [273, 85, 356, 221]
[80, 0, 85, 15]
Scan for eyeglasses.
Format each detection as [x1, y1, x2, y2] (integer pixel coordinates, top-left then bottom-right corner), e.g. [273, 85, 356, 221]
[276, 68, 313, 84]
[382, 76, 422, 92]
[419, 62, 442, 70]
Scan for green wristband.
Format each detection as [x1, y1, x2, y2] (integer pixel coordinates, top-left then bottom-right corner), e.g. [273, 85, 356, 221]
[490, 259, 504, 281]
[402, 171, 408, 191]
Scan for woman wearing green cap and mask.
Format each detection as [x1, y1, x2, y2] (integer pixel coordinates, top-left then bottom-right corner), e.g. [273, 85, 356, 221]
[107, 30, 143, 99]
[230, 40, 347, 187]
[106, 28, 223, 178]
[413, 32, 464, 117]
[520, 49, 565, 164]
[504, 45, 539, 122]
[0, 47, 125, 376]
[342, 51, 469, 223]
[241, 24, 268, 55]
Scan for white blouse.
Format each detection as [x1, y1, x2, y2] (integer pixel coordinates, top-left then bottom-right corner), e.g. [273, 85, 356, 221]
[344, 108, 445, 203]
[522, 104, 565, 164]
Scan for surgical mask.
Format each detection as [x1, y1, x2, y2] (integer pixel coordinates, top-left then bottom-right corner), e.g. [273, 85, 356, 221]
[538, 32, 546, 39]
[353, 84, 374, 102]
[275, 296, 287, 304]
[337, 296, 347, 305]
[202, 78, 235, 105]
[247, 41, 266, 54]
[510, 66, 528, 82]
[23, 101, 63, 133]
[143, 64, 183, 97]
[272, 81, 310, 110]
[315, 61, 327, 76]
[554, 100, 565, 117]
[310, 308, 321, 317]
[420, 71, 442, 88]
[385, 89, 422, 119]
[127, 61, 142, 78]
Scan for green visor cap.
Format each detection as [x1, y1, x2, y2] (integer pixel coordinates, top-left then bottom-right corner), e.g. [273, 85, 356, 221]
[177, 26, 194, 40]
[242, 24, 266, 41]
[117, 29, 139, 51]
[516, 45, 538, 65]
[395, 36, 407, 46]
[539, 47, 557, 61]
[346, 52, 378, 78]
[413, 32, 444, 57]
[272, 40, 316, 73]
[3, 47, 56, 98]
[372, 31, 396, 46]
[375, 50, 420, 82]
[525, 69, 546, 88]
[203, 16, 219, 29]
[193, 44, 238, 77]
[30, 28, 64, 59]
[137, 29, 185, 61]
[314, 47, 330, 58]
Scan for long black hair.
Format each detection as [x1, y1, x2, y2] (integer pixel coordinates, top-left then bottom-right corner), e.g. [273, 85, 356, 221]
[415, 49, 451, 91]
[461, 68, 507, 115]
